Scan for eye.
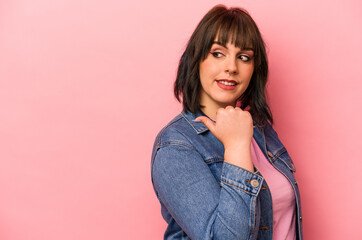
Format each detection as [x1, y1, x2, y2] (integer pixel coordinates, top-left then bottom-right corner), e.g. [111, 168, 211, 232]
[239, 55, 250, 62]
[210, 52, 224, 58]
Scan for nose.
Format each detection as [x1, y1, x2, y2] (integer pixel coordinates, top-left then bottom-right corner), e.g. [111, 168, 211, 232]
[225, 57, 238, 75]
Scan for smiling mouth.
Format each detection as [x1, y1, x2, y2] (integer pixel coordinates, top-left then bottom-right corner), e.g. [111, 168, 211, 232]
[216, 80, 238, 86]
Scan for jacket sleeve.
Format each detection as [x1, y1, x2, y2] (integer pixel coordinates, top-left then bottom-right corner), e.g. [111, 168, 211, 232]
[151, 141, 264, 240]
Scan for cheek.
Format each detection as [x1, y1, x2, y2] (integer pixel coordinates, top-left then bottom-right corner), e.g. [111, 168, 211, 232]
[244, 65, 254, 80]
[239, 66, 254, 89]
[200, 59, 218, 78]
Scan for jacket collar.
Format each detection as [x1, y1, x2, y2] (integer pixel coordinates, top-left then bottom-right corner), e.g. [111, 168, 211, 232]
[181, 109, 210, 134]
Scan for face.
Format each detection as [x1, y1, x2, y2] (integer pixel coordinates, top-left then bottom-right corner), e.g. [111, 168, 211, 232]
[199, 38, 254, 114]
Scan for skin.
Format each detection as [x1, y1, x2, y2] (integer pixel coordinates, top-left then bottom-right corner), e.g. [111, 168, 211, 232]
[195, 38, 255, 172]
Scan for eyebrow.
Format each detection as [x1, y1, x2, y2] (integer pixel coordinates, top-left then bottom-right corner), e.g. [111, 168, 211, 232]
[212, 41, 254, 52]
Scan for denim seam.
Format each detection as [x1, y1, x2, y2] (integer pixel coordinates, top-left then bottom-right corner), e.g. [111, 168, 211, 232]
[259, 226, 270, 230]
[274, 148, 286, 158]
[249, 196, 256, 238]
[269, 147, 296, 171]
[224, 162, 261, 177]
[275, 149, 296, 172]
[181, 112, 209, 134]
[157, 141, 194, 150]
[150, 115, 187, 196]
[215, 212, 240, 237]
[278, 157, 296, 172]
[153, 114, 184, 150]
[220, 179, 254, 195]
[205, 158, 224, 164]
[268, 147, 285, 162]
[156, 118, 199, 152]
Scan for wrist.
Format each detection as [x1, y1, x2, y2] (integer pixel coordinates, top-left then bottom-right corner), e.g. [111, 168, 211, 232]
[224, 146, 254, 172]
[224, 140, 251, 152]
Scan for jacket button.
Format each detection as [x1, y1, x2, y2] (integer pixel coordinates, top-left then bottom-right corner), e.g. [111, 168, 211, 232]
[299, 216, 302, 221]
[250, 179, 259, 188]
[295, 181, 298, 185]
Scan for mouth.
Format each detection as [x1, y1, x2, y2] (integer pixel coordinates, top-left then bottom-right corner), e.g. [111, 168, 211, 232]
[216, 79, 238, 90]
[216, 79, 238, 86]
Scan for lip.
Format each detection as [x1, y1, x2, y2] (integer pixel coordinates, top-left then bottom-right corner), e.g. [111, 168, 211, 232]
[216, 79, 238, 84]
[216, 79, 238, 90]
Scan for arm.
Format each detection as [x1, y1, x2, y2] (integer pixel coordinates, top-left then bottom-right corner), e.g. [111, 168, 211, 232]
[152, 142, 263, 240]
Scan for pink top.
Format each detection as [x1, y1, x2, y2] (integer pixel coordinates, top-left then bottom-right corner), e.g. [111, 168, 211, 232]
[250, 138, 296, 240]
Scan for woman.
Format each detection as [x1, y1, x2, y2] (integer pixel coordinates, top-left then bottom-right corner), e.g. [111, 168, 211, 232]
[151, 5, 302, 240]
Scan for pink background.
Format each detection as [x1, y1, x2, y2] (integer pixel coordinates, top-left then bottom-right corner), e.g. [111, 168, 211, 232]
[0, 0, 361, 239]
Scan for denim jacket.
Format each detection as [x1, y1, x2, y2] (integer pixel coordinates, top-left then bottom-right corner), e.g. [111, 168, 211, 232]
[151, 110, 303, 240]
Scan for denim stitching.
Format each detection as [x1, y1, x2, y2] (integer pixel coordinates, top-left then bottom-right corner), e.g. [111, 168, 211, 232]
[274, 148, 286, 158]
[268, 147, 297, 172]
[224, 162, 261, 176]
[205, 158, 224, 164]
[278, 157, 296, 172]
[154, 114, 184, 148]
[215, 212, 240, 237]
[249, 195, 256, 237]
[259, 226, 270, 230]
[157, 140, 194, 150]
[181, 112, 208, 134]
[220, 180, 254, 195]
[268, 148, 285, 162]
[275, 150, 296, 172]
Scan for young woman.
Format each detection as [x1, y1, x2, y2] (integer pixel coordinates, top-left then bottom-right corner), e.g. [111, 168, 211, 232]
[151, 5, 303, 240]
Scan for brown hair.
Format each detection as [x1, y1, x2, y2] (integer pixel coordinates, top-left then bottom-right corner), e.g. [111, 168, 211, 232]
[174, 4, 273, 126]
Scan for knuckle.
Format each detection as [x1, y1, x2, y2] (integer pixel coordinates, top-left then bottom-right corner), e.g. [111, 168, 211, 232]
[244, 110, 250, 116]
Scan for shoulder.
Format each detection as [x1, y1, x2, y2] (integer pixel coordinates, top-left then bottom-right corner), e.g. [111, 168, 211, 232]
[150, 113, 202, 175]
[152, 113, 195, 152]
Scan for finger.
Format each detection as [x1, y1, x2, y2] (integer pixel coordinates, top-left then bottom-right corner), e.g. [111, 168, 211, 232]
[194, 116, 216, 133]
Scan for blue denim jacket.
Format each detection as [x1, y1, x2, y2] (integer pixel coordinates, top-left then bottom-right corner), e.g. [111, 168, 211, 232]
[151, 110, 303, 240]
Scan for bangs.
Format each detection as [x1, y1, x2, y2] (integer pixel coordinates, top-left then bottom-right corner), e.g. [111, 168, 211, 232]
[216, 16, 255, 50]
[201, 10, 261, 62]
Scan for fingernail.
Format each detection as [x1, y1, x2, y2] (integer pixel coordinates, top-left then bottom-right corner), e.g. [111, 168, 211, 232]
[192, 119, 201, 122]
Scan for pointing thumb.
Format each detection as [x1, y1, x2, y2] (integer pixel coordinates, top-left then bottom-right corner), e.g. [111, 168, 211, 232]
[194, 116, 216, 134]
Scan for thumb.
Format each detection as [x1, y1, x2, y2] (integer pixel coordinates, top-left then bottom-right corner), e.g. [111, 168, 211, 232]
[194, 116, 216, 133]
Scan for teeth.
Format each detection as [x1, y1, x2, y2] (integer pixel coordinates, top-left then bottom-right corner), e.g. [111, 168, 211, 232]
[218, 80, 236, 86]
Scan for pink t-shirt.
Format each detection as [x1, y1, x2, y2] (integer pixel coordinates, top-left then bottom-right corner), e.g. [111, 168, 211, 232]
[251, 137, 296, 240]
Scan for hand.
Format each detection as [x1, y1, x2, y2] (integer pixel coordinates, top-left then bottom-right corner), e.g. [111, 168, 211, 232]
[195, 106, 253, 149]
[195, 106, 254, 171]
